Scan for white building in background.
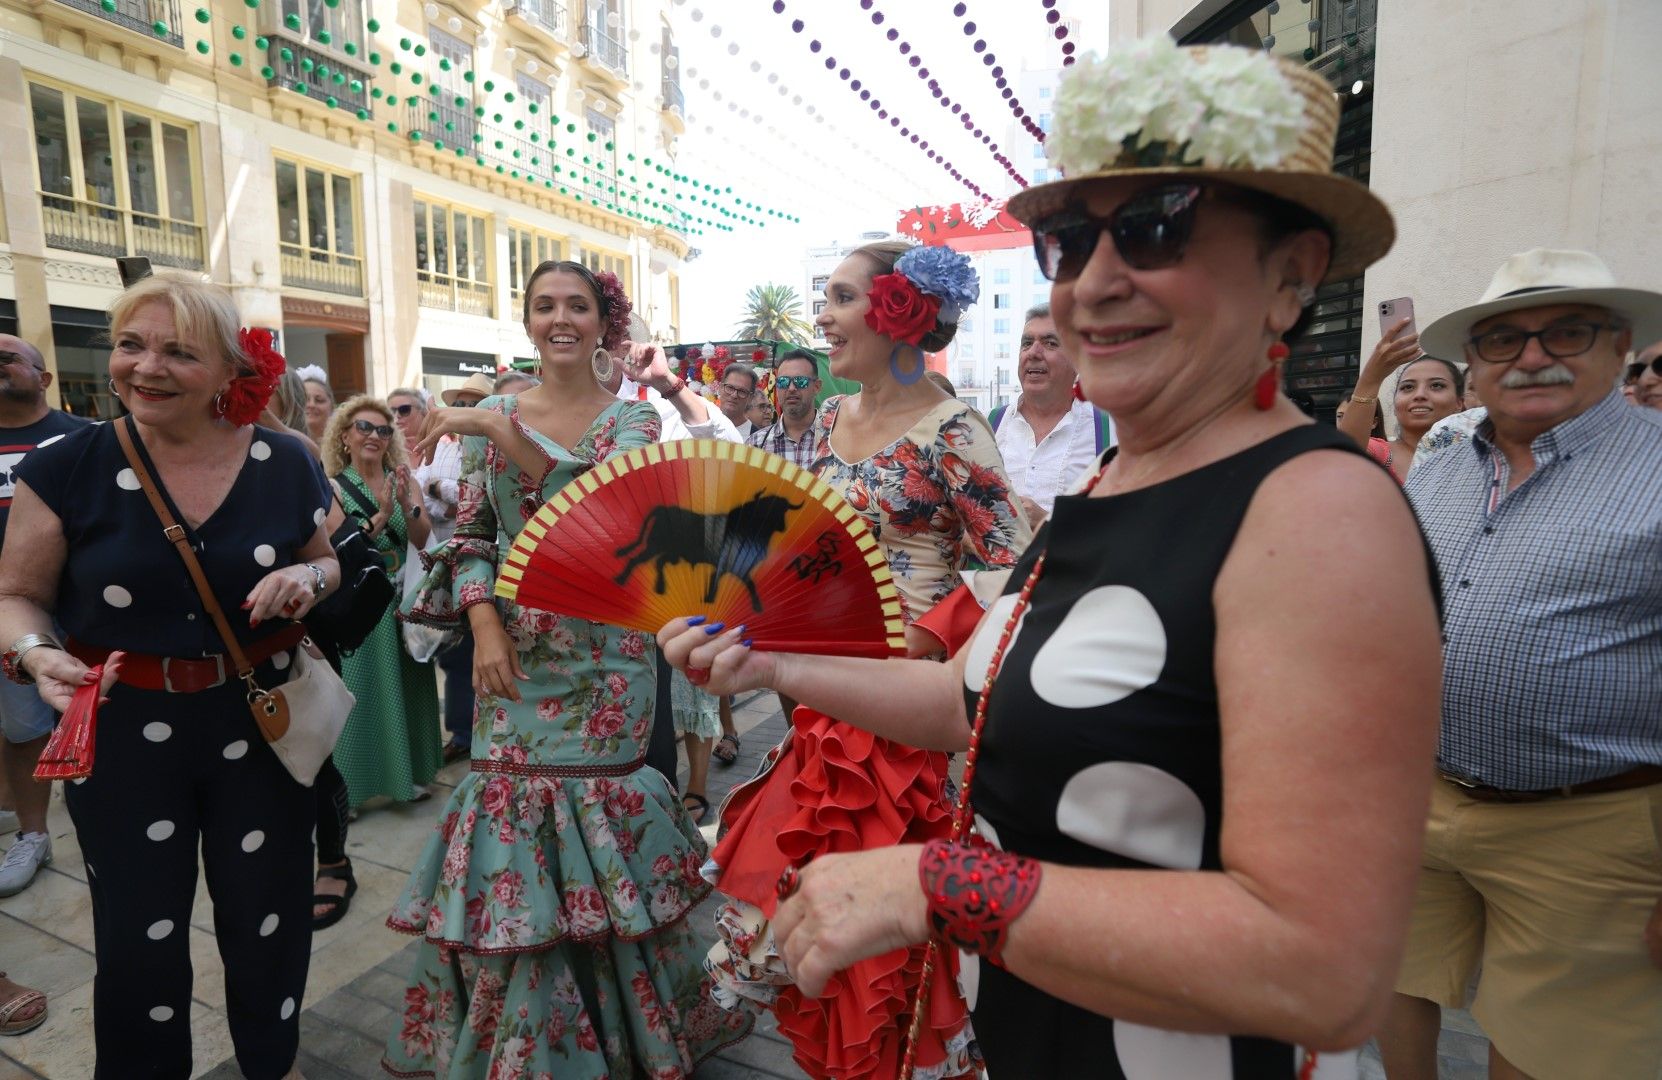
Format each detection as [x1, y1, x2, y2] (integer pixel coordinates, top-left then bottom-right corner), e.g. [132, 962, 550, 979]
[801, 231, 889, 348]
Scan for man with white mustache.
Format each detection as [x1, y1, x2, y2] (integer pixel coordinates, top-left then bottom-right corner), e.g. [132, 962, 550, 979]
[1381, 249, 1662, 1080]
[990, 303, 1112, 529]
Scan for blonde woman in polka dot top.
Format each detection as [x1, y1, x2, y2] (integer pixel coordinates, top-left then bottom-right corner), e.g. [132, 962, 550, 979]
[0, 274, 339, 1079]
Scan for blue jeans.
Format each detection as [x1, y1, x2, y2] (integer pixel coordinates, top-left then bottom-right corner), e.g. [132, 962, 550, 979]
[435, 633, 474, 748]
[0, 671, 55, 744]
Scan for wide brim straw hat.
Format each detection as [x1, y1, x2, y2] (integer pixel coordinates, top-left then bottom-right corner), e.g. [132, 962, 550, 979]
[441, 372, 497, 405]
[1007, 41, 1393, 283]
[1418, 248, 1662, 361]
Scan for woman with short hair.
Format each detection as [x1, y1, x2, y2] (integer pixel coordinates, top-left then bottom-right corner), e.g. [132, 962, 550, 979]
[0, 273, 337, 1078]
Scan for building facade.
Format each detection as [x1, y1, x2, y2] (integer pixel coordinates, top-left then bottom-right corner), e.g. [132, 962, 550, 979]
[0, 0, 694, 409]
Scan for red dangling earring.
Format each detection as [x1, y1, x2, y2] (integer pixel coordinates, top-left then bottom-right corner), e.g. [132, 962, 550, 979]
[1071, 379, 1086, 402]
[1255, 341, 1290, 410]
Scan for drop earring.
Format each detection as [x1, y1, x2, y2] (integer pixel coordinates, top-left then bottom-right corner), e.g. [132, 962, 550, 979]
[1256, 341, 1289, 410]
[591, 346, 613, 382]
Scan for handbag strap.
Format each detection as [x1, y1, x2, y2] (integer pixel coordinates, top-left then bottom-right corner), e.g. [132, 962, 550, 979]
[113, 418, 257, 682]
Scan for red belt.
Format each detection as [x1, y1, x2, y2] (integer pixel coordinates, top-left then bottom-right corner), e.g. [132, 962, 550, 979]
[66, 625, 307, 694]
[1440, 764, 1662, 803]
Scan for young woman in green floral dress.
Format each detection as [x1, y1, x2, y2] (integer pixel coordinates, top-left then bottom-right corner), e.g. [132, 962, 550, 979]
[386, 262, 751, 1077]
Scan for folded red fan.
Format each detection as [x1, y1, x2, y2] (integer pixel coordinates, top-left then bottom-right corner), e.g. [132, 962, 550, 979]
[34, 662, 107, 781]
[496, 440, 908, 658]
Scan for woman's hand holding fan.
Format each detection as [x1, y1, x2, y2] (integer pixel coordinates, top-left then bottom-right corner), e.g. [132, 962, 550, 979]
[657, 617, 776, 698]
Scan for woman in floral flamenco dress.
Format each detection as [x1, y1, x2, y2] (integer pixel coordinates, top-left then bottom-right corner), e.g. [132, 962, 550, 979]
[384, 261, 752, 1078]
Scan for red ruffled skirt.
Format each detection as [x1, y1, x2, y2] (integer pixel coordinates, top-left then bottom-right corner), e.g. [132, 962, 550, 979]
[705, 707, 974, 1080]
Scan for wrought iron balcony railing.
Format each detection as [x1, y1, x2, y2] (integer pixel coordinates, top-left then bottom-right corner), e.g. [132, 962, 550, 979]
[416, 271, 493, 317]
[53, 0, 183, 48]
[40, 192, 204, 270]
[279, 244, 364, 296]
[662, 75, 684, 115]
[409, 97, 476, 150]
[579, 23, 627, 77]
[505, 0, 567, 40]
[266, 37, 374, 114]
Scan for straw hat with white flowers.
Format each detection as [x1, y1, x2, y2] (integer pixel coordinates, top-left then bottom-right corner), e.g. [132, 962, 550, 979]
[1007, 36, 1394, 282]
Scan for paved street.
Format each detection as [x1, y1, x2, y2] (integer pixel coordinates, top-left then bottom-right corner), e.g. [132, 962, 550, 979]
[0, 688, 1488, 1079]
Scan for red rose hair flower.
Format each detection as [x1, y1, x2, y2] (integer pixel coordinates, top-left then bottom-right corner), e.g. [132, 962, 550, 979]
[865, 272, 942, 347]
[594, 270, 633, 354]
[221, 328, 286, 427]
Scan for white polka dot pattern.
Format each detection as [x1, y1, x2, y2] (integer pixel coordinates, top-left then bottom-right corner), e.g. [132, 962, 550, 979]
[241, 830, 265, 853]
[223, 740, 249, 760]
[36, 434, 67, 448]
[313, 507, 326, 527]
[249, 440, 272, 461]
[961, 592, 1025, 693]
[148, 1005, 174, 1022]
[1112, 1021, 1232, 1079]
[116, 468, 141, 491]
[253, 544, 276, 567]
[103, 585, 133, 608]
[280, 996, 296, 1019]
[259, 913, 279, 937]
[146, 820, 175, 842]
[146, 919, 174, 940]
[272, 650, 290, 671]
[1054, 762, 1206, 870]
[1029, 586, 1166, 709]
[142, 722, 171, 743]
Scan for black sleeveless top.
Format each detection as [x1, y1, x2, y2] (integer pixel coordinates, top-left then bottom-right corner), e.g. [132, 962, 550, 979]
[958, 425, 1386, 1079]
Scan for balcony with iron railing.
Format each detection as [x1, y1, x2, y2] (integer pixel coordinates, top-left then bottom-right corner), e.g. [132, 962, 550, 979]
[578, 23, 627, 79]
[409, 97, 476, 150]
[279, 244, 364, 296]
[662, 74, 684, 116]
[265, 37, 374, 114]
[40, 192, 205, 270]
[504, 0, 568, 44]
[52, 0, 183, 48]
[416, 271, 493, 317]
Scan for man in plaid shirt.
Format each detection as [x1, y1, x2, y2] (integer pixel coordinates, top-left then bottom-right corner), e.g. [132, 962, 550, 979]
[746, 350, 821, 469]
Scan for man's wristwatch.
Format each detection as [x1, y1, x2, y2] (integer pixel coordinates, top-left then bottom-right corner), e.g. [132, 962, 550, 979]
[3, 634, 63, 686]
[302, 563, 328, 598]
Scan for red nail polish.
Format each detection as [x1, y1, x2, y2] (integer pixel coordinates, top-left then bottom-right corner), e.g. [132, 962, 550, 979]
[249, 618, 261, 628]
[241, 600, 252, 609]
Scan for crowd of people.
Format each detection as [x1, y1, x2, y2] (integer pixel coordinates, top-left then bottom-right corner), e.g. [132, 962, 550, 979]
[0, 34, 1656, 1080]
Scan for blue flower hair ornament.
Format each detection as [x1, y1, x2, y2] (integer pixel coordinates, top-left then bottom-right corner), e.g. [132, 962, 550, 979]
[894, 245, 980, 323]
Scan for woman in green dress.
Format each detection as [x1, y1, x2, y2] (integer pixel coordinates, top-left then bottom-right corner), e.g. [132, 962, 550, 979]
[386, 262, 751, 1077]
[324, 395, 443, 808]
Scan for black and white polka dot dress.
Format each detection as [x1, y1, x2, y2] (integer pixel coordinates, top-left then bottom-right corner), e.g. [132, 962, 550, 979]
[960, 425, 1369, 1080]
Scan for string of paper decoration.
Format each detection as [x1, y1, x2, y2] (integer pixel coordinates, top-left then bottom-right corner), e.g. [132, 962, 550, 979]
[1039, 0, 1079, 66]
[945, 2, 1047, 142]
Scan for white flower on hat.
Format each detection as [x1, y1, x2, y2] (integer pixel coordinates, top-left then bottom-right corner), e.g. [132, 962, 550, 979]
[1046, 36, 1305, 178]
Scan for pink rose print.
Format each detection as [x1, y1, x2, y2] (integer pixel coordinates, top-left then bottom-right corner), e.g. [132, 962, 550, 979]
[584, 703, 627, 741]
[564, 884, 608, 936]
[605, 672, 629, 698]
[480, 776, 514, 818]
[614, 877, 639, 909]
[441, 841, 470, 887]
[652, 854, 676, 877]
[617, 630, 648, 660]
[631, 970, 667, 1033]
[458, 580, 491, 608]
[493, 870, 525, 909]
[536, 697, 566, 724]
[575, 1018, 599, 1052]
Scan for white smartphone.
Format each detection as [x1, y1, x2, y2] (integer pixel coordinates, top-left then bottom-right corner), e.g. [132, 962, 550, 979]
[1378, 296, 1417, 341]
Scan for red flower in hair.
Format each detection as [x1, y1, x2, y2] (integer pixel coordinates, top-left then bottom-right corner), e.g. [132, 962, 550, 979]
[221, 328, 286, 427]
[865, 273, 941, 347]
[593, 271, 633, 354]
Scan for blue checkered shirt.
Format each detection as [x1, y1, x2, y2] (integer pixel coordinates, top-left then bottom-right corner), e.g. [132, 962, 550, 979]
[1405, 391, 1662, 788]
[746, 419, 819, 471]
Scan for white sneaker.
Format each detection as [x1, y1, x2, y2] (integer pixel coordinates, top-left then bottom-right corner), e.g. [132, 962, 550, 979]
[0, 809, 18, 835]
[0, 832, 50, 897]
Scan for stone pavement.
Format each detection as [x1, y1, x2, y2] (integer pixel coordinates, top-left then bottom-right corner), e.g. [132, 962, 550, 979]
[0, 686, 1490, 1079]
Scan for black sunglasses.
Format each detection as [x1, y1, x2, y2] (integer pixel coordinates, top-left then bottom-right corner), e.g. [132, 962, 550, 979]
[352, 419, 395, 438]
[391, 402, 419, 416]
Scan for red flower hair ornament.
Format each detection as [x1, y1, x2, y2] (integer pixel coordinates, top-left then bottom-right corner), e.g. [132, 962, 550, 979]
[220, 328, 287, 427]
[865, 273, 943, 347]
[594, 270, 633, 354]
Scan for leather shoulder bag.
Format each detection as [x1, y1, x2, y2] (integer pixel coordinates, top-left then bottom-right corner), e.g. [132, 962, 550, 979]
[114, 418, 355, 786]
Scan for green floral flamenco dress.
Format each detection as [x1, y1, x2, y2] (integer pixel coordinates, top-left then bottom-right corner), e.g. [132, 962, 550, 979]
[384, 395, 753, 1078]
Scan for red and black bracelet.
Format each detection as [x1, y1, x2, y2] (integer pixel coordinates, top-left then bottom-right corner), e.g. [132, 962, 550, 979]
[917, 838, 1042, 966]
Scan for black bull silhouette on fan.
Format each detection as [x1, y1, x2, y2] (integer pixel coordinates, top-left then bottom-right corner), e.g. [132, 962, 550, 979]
[613, 494, 804, 611]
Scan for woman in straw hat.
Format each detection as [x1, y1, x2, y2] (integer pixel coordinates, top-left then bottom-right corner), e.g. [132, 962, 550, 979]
[658, 37, 1442, 1077]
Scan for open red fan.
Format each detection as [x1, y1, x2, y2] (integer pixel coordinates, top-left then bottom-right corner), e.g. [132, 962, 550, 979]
[496, 440, 907, 658]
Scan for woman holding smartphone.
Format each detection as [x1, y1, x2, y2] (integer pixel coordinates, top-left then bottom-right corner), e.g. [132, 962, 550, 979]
[1339, 317, 1465, 482]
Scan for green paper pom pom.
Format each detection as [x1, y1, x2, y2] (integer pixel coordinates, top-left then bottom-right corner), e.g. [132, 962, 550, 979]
[243, 0, 257, 6]
[231, 24, 246, 38]
[193, 7, 210, 23]
[472, 133, 482, 143]
[473, 106, 484, 117]
[255, 35, 268, 48]
[324, 96, 337, 108]
[463, 70, 474, 82]
[299, 57, 313, 72]
[528, 102, 538, 114]
[101, 0, 116, 10]
[483, 80, 494, 92]
[368, 51, 380, 64]
[283, 12, 300, 30]
[324, 0, 338, 7]
[293, 82, 308, 94]
[438, 57, 450, 71]
[559, 186, 567, 195]
[387, 121, 398, 132]
[550, 114, 560, 124]
[406, 95, 420, 106]
[626, 152, 635, 160]
[475, 156, 484, 165]
[493, 112, 503, 123]
[366, 18, 379, 32]
[356, 108, 368, 120]
[530, 132, 540, 143]
[152, 19, 169, 36]
[280, 46, 293, 61]
[260, 64, 275, 78]
[314, 62, 328, 77]
[316, 29, 330, 44]
[410, 72, 422, 84]
[343, 41, 356, 55]
[454, 147, 463, 157]
[605, 141, 613, 150]
[514, 119, 524, 130]
[567, 123, 577, 133]
[349, 79, 361, 92]
[511, 149, 520, 158]
[495, 165, 504, 174]
[413, 43, 425, 56]
[195, 40, 209, 54]
[410, 131, 421, 141]
[504, 91, 515, 103]
[530, 156, 539, 165]
[444, 121, 454, 132]
[586, 132, 596, 142]
[433, 139, 444, 150]
[230, 52, 243, 65]
[427, 110, 439, 122]
[332, 72, 344, 84]
[427, 84, 439, 96]
[371, 87, 383, 98]
[453, 94, 465, 107]
[399, 37, 410, 50]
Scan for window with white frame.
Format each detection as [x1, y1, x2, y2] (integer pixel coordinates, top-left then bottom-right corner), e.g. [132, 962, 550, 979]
[414, 196, 492, 316]
[508, 225, 565, 310]
[275, 157, 361, 295]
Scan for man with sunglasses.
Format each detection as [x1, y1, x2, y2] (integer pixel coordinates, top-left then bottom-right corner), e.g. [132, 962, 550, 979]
[1383, 248, 1662, 1080]
[745, 351, 820, 469]
[0, 336, 87, 899]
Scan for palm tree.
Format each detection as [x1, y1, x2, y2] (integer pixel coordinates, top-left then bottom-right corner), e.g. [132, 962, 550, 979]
[733, 283, 814, 344]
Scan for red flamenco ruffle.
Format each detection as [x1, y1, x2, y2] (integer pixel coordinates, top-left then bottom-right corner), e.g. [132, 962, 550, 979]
[710, 708, 970, 1080]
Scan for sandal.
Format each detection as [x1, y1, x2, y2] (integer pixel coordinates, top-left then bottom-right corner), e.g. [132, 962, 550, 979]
[0, 973, 46, 1036]
[311, 860, 358, 932]
[712, 733, 740, 766]
[681, 793, 711, 826]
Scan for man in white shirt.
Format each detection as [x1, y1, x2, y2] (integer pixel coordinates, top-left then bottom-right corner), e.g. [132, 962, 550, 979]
[991, 303, 1113, 528]
[717, 363, 759, 440]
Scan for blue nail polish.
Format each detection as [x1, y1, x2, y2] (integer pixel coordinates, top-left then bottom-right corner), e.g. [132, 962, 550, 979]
[703, 622, 726, 635]
[735, 624, 747, 635]
[741, 639, 754, 648]
[685, 615, 707, 627]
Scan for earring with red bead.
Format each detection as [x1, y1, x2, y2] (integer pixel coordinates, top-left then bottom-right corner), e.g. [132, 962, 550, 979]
[1256, 341, 1289, 410]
